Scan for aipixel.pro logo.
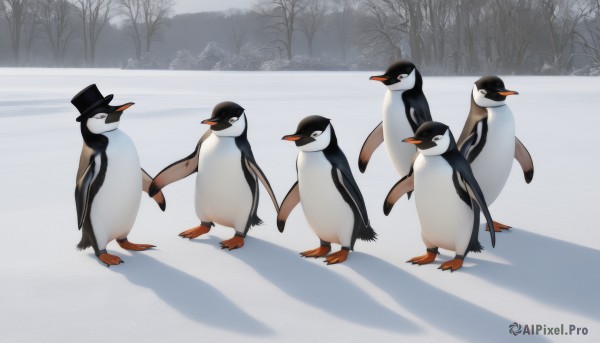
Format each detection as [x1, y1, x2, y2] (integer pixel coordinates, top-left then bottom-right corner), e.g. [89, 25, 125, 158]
[509, 322, 589, 336]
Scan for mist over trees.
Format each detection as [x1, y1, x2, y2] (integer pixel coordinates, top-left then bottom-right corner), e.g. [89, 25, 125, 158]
[2, 0, 600, 74]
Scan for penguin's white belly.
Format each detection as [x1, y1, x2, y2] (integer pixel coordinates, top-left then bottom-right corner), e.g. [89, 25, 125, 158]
[414, 155, 473, 253]
[195, 134, 253, 229]
[91, 130, 142, 246]
[382, 90, 417, 176]
[470, 106, 515, 204]
[297, 152, 354, 246]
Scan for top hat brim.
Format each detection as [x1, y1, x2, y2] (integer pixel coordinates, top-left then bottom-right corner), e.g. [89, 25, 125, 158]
[75, 94, 114, 122]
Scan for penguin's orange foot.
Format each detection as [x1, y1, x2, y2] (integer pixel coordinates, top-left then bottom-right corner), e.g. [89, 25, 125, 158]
[220, 236, 244, 250]
[407, 251, 437, 265]
[98, 253, 123, 267]
[117, 239, 155, 251]
[300, 246, 331, 258]
[179, 225, 211, 239]
[439, 259, 463, 272]
[324, 249, 349, 265]
[487, 221, 511, 232]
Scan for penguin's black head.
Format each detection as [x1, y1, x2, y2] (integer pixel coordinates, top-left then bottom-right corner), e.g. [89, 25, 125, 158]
[473, 76, 518, 107]
[202, 101, 246, 137]
[72, 84, 134, 134]
[369, 60, 422, 91]
[282, 115, 335, 151]
[403, 121, 456, 156]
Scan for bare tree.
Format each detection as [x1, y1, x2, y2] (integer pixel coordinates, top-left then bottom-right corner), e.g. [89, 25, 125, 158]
[359, 0, 405, 62]
[22, 0, 42, 64]
[72, 0, 112, 66]
[1, 0, 29, 64]
[141, 0, 173, 53]
[331, 0, 358, 63]
[116, 0, 142, 58]
[574, 0, 600, 71]
[421, 0, 452, 69]
[299, 0, 326, 57]
[539, 0, 595, 73]
[226, 8, 248, 55]
[117, 0, 173, 59]
[259, 0, 307, 60]
[39, 0, 77, 66]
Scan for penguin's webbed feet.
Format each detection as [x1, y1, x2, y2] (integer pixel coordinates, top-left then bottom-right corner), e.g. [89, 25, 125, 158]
[407, 251, 437, 265]
[117, 239, 156, 251]
[98, 253, 123, 267]
[324, 249, 349, 265]
[487, 221, 511, 232]
[179, 225, 211, 240]
[438, 259, 463, 272]
[300, 245, 331, 258]
[220, 235, 245, 251]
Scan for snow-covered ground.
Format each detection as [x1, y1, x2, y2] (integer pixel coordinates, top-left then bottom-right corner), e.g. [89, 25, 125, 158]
[0, 68, 598, 342]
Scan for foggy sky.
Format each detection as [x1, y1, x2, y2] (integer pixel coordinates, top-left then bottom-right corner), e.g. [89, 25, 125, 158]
[174, 0, 252, 14]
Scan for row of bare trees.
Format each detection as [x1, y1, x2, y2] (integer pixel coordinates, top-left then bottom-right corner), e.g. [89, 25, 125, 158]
[254, 0, 600, 73]
[0, 0, 173, 66]
[356, 0, 600, 74]
[3, 0, 600, 73]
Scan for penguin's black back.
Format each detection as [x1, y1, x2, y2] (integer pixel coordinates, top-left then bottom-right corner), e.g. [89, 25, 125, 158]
[457, 94, 488, 146]
[402, 69, 433, 132]
[76, 123, 108, 254]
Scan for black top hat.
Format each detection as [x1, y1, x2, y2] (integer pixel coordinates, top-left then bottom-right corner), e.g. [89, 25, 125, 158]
[71, 84, 114, 122]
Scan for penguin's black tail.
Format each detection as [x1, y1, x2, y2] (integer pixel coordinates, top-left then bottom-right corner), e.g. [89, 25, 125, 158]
[250, 214, 264, 227]
[358, 224, 377, 242]
[468, 239, 483, 253]
[76, 235, 92, 251]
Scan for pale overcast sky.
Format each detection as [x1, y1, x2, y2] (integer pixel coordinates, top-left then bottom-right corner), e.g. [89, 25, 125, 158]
[174, 0, 253, 14]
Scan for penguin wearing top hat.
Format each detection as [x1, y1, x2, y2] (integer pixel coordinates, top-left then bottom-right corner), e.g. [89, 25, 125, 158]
[72, 84, 166, 267]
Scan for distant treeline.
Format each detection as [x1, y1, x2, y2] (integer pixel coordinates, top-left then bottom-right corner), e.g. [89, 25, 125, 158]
[2, 0, 600, 74]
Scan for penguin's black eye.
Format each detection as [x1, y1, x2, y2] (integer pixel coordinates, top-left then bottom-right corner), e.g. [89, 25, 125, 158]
[94, 114, 107, 119]
[229, 117, 238, 124]
[433, 135, 442, 142]
[311, 130, 323, 138]
[397, 74, 408, 80]
[479, 89, 487, 95]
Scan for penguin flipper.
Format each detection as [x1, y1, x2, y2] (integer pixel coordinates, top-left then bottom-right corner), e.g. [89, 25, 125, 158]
[515, 137, 534, 183]
[142, 168, 166, 211]
[457, 165, 495, 248]
[383, 173, 414, 216]
[332, 167, 370, 228]
[244, 158, 280, 212]
[277, 182, 300, 233]
[149, 130, 210, 196]
[358, 122, 384, 173]
[75, 160, 96, 230]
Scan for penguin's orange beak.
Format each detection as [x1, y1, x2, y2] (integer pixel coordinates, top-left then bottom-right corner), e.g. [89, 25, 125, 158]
[402, 137, 422, 145]
[498, 90, 518, 96]
[369, 75, 389, 82]
[202, 119, 218, 125]
[116, 102, 134, 112]
[282, 134, 302, 141]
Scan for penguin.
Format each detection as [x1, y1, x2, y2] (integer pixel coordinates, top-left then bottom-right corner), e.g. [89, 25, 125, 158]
[359, 60, 432, 177]
[383, 121, 495, 272]
[148, 101, 279, 250]
[278, 115, 377, 265]
[73, 84, 166, 267]
[457, 76, 534, 232]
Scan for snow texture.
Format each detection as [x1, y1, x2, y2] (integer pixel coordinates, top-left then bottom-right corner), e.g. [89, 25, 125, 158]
[0, 68, 598, 342]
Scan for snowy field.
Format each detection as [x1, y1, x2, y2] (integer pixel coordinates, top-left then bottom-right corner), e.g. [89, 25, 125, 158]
[0, 68, 598, 342]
